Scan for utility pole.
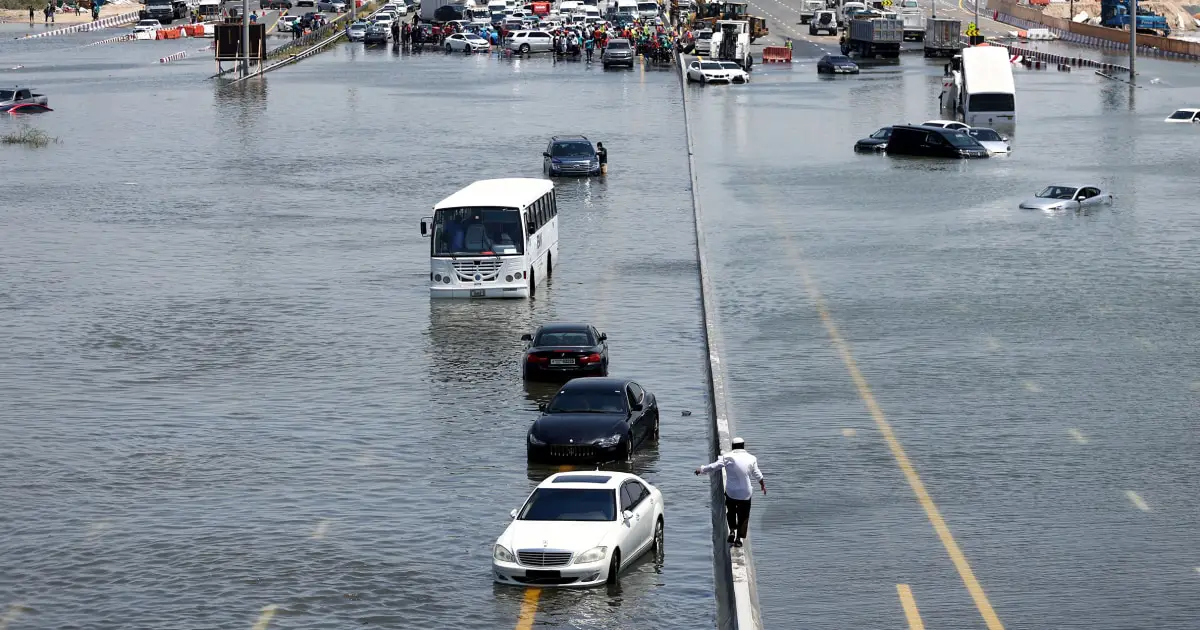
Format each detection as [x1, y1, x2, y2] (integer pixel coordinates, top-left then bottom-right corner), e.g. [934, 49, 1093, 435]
[241, 0, 251, 76]
[973, 0, 978, 41]
[352, 0, 356, 22]
[1128, 0, 1136, 83]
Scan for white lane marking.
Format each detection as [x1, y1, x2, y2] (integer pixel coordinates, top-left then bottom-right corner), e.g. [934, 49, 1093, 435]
[842, 428, 858, 437]
[252, 604, 279, 630]
[311, 519, 332, 540]
[1125, 491, 1150, 512]
[1189, 380, 1200, 391]
[1067, 428, 1089, 445]
[1194, 567, 1200, 575]
[0, 603, 25, 630]
[87, 519, 114, 541]
[982, 335, 1001, 351]
[1022, 380, 1042, 393]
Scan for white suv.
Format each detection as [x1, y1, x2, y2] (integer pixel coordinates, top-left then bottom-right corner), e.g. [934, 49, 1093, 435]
[505, 30, 553, 53]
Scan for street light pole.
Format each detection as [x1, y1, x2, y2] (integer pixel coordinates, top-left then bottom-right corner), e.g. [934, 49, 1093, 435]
[1128, 0, 1136, 82]
[241, 0, 251, 76]
[974, 0, 978, 41]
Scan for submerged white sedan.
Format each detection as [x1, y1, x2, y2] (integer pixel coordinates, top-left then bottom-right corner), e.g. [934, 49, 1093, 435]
[685, 59, 748, 84]
[492, 471, 665, 587]
[1019, 185, 1114, 211]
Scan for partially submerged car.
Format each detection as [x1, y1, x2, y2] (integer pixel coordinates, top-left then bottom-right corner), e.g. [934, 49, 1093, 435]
[817, 54, 858, 74]
[1164, 108, 1200, 123]
[965, 127, 1010, 155]
[854, 126, 891, 152]
[1018, 185, 1114, 210]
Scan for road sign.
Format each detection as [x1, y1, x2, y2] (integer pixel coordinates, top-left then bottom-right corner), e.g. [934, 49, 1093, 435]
[965, 22, 979, 36]
[882, 0, 892, 6]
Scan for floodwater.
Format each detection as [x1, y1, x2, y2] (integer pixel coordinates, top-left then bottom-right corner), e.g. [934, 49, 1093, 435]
[686, 28, 1200, 630]
[0, 40, 718, 629]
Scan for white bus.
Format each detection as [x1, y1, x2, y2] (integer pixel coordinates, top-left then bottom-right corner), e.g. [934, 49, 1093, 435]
[959, 46, 1015, 126]
[419, 178, 559, 299]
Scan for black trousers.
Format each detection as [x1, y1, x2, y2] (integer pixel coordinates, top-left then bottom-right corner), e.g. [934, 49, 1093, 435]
[725, 494, 752, 539]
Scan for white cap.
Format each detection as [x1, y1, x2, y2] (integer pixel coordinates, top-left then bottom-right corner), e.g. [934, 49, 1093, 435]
[731, 437, 745, 447]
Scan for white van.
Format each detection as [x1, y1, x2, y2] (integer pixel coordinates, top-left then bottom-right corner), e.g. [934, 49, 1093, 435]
[636, 0, 658, 19]
[558, 0, 580, 12]
[615, 0, 637, 19]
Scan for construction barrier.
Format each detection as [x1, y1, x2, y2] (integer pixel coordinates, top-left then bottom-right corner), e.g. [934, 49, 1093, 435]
[1006, 44, 1131, 74]
[183, 24, 205, 37]
[81, 33, 134, 47]
[156, 28, 184, 40]
[21, 10, 140, 38]
[761, 46, 792, 63]
[159, 50, 188, 63]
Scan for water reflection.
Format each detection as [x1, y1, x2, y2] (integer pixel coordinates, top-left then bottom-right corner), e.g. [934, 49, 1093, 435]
[427, 300, 534, 386]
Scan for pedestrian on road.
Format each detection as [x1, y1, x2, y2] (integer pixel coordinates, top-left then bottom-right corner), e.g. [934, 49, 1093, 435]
[249, 11, 258, 24]
[29, 6, 34, 23]
[595, 141, 607, 175]
[694, 437, 765, 548]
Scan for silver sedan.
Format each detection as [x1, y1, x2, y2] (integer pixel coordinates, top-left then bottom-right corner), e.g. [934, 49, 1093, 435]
[1019, 185, 1114, 211]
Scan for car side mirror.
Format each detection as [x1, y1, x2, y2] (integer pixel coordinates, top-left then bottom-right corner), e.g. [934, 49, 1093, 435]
[526, 222, 536, 234]
[543, 152, 550, 157]
[419, 216, 432, 237]
[622, 510, 634, 522]
[598, 332, 607, 341]
[630, 403, 643, 412]
[521, 333, 532, 341]
[538, 403, 547, 412]
[510, 509, 518, 519]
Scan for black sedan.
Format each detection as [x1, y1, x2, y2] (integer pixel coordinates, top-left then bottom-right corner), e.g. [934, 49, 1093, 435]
[817, 54, 859, 74]
[363, 24, 389, 45]
[522, 323, 608, 380]
[854, 126, 892, 152]
[527, 378, 659, 463]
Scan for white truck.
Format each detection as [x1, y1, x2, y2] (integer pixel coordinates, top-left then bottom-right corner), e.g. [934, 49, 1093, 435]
[895, 0, 925, 41]
[709, 20, 753, 68]
[797, 0, 823, 24]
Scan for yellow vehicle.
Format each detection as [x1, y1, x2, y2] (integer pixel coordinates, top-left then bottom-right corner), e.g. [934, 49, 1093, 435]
[693, 0, 767, 41]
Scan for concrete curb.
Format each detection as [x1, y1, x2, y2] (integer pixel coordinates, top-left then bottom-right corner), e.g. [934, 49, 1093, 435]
[676, 52, 764, 630]
[21, 11, 140, 39]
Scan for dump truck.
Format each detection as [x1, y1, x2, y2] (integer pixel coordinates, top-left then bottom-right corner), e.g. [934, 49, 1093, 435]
[841, 13, 902, 58]
[1100, 0, 1170, 36]
[709, 19, 753, 68]
[923, 17, 963, 57]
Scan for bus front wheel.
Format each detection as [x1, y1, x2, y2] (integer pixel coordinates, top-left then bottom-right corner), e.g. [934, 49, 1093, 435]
[529, 271, 535, 297]
[547, 253, 553, 279]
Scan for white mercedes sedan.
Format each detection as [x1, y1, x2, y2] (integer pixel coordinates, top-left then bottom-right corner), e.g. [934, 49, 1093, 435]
[686, 59, 747, 84]
[492, 471, 665, 587]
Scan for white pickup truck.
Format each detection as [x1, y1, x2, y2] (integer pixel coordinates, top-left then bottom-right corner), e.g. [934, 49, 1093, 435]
[895, 0, 926, 41]
[797, 0, 823, 24]
[0, 87, 48, 111]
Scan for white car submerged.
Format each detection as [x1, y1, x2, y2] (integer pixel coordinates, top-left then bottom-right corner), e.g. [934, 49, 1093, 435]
[686, 59, 748, 84]
[1164, 107, 1200, 123]
[922, 119, 972, 131]
[965, 127, 1010, 155]
[492, 471, 665, 587]
[132, 19, 162, 39]
[1019, 184, 1114, 211]
[445, 32, 491, 51]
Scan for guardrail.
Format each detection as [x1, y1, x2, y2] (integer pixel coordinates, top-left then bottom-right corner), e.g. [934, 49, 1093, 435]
[676, 52, 764, 630]
[226, 3, 380, 81]
[22, 10, 140, 39]
[266, 5, 373, 59]
[1005, 43, 1131, 74]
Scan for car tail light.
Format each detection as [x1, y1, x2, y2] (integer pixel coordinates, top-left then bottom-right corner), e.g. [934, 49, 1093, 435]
[581, 353, 601, 363]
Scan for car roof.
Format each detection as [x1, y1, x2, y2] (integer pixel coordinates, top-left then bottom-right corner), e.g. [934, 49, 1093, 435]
[537, 322, 593, 333]
[541, 471, 644, 489]
[922, 119, 961, 125]
[1172, 107, 1200, 113]
[558, 377, 632, 392]
[550, 135, 590, 143]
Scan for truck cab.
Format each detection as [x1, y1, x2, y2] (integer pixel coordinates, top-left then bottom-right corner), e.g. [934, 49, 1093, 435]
[709, 20, 753, 68]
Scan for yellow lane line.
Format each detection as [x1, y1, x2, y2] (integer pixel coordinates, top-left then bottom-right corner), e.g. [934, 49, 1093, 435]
[1125, 490, 1150, 512]
[514, 588, 541, 630]
[251, 604, 278, 630]
[0, 603, 25, 630]
[784, 237, 1005, 630]
[897, 584, 926, 630]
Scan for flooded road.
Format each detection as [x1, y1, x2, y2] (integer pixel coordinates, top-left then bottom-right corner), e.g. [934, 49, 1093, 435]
[687, 39, 1200, 630]
[0, 48, 717, 628]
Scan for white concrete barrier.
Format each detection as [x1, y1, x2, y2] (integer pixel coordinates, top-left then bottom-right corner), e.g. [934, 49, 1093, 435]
[81, 33, 134, 47]
[159, 50, 187, 63]
[22, 11, 140, 39]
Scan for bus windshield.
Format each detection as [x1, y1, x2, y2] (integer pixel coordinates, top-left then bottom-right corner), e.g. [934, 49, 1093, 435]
[433, 207, 525, 257]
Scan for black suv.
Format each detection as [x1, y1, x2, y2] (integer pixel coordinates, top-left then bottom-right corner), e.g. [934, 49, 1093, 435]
[884, 125, 989, 159]
[543, 135, 600, 177]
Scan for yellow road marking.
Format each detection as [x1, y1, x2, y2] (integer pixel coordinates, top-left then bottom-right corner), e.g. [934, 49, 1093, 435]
[1067, 428, 1089, 445]
[896, 584, 926, 630]
[784, 237, 1005, 630]
[252, 604, 278, 630]
[1125, 490, 1150, 512]
[514, 588, 541, 630]
[266, 10, 284, 35]
[842, 428, 857, 437]
[0, 603, 25, 630]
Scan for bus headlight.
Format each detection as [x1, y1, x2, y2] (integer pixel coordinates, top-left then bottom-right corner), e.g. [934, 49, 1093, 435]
[506, 275, 513, 282]
[442, 276, 451, 284]
[433, 274, 442, 282]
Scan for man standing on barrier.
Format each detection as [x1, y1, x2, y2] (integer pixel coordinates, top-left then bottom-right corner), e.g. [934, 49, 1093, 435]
[695, 437, 765, 548]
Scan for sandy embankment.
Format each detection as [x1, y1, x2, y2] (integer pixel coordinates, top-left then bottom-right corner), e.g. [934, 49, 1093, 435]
[1040, 0, 1200, 32]
[0, 3, 144, 24]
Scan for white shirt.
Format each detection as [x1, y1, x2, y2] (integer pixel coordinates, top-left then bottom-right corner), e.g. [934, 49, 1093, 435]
[700, 450, 763, 501]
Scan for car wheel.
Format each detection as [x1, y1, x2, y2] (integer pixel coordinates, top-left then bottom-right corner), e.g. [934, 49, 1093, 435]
[519, 43, 530, 53]
[546, 252, 552, 279]
[605, 549, 621, 585]
[621, 436, 632, 461]
[446, 43, 453, 52]
[652, 517, 664, 557]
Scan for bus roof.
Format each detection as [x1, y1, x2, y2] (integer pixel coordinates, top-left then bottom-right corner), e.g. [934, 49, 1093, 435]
[433, 178, 554, 211]
[962, 46, 1014, 95]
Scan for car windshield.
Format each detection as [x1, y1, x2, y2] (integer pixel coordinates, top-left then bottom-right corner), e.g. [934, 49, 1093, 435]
[1037, 186, 1078, 200]
[719, 62, 740, 69]
[432, 207, 524, 256]
[870, 128, 891, 139]
[0, 90, 15, 100]
[608, 41, 630, 49]
[547, 390, 626, 413]
[1168, 109, 1195, 120]
[519, 488, 616, 521]
[550, 141, 594, 157]
[700, 62, 721, 70]
[535, 330, 593, 346]
[968, 128, 1002, 142]
[465, 33, 484, 39]
[944, 132, 981, 148]
[350, 22, 365, 28]
[829, 56, 851, 63]
[138, 20, 158, 25]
